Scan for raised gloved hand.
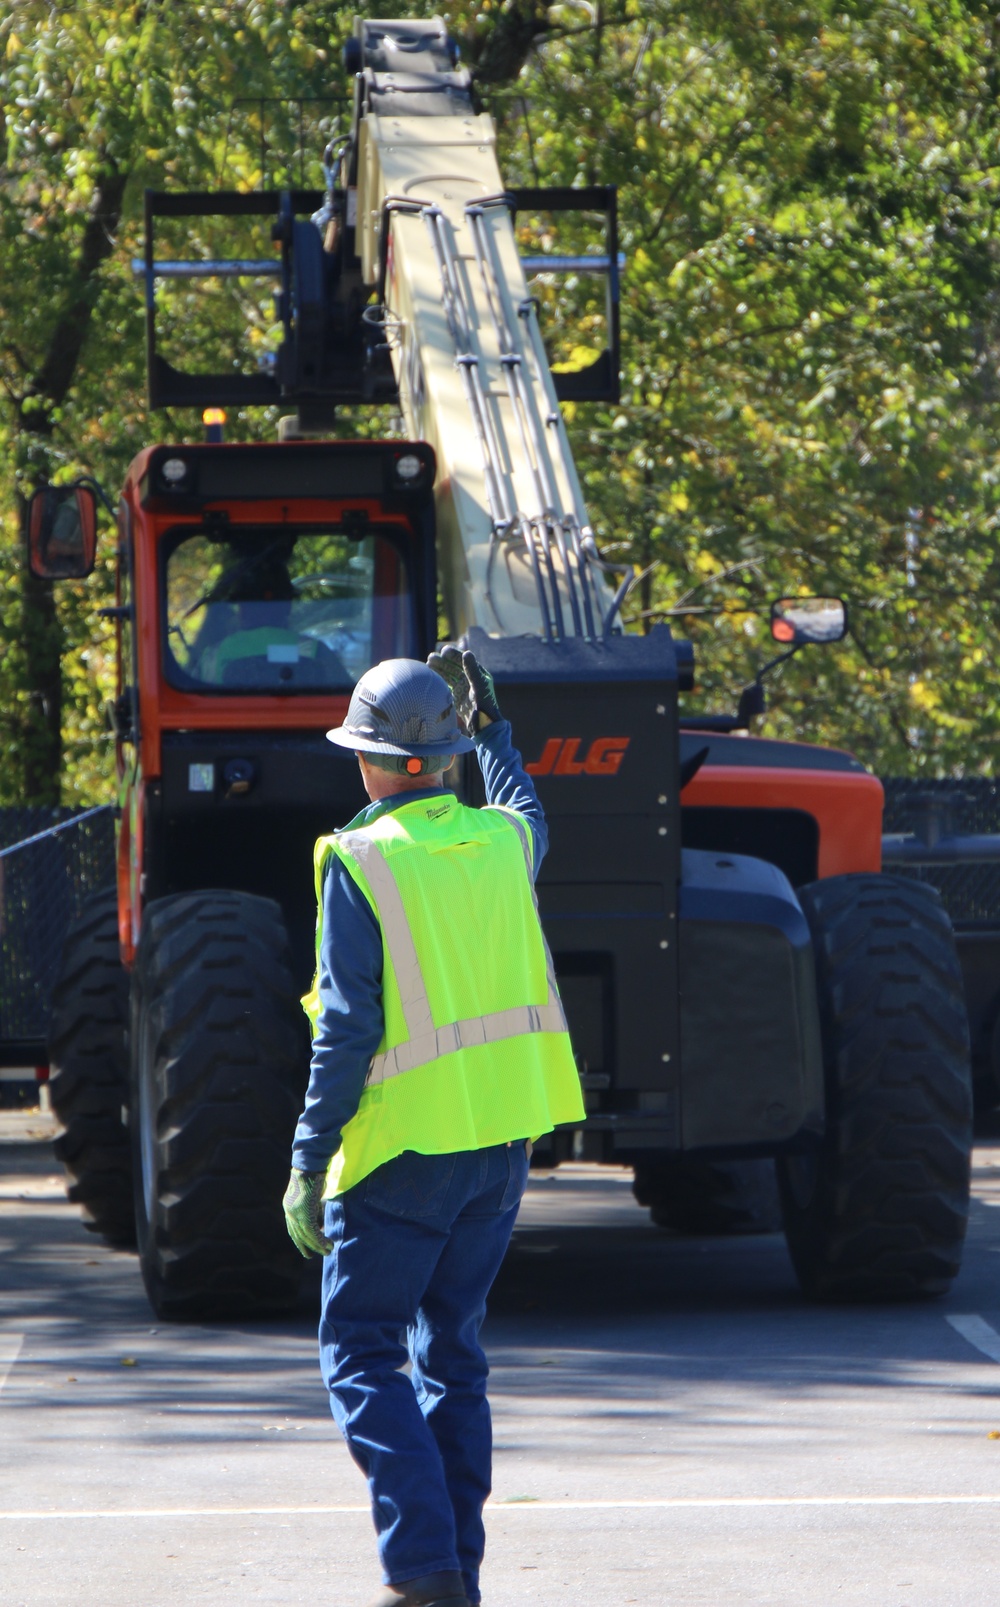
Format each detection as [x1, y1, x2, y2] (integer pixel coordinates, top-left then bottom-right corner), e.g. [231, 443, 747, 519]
[282, 1169, 332, 1258]
[427, 645, 502, 736]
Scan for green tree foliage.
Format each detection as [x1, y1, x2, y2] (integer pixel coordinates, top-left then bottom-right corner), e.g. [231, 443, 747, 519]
[0, 0, 353, 803]
[1, 1, 998, 803]
[456, 0, 1000, 772]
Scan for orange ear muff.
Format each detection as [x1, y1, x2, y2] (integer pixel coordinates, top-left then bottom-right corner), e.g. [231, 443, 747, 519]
[405, 757, 423, 776]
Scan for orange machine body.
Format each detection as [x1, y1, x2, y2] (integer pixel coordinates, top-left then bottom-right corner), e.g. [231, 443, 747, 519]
[111, 440, 438, 966]
[678, 728, 883, 888]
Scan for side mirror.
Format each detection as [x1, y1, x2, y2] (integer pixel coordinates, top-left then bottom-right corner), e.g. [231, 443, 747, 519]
[27, 483, 98, 580]
[770, 595, 847, 646]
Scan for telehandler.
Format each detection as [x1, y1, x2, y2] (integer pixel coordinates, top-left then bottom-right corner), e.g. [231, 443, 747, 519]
[31, 17, 971, 1319]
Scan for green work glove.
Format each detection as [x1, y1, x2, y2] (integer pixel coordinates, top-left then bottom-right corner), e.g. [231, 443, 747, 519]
[282, 1169, 332, 1258]
[427, 645, 502, 735]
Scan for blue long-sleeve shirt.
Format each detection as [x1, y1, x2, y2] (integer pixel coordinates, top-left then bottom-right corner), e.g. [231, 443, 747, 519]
[291, 719, 547, 1173]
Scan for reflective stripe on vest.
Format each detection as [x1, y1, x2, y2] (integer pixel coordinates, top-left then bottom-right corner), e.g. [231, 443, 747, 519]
[338, 808, 568, 1088]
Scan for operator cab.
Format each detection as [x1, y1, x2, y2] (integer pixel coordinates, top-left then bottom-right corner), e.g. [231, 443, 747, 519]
[112, 438, 438, 978]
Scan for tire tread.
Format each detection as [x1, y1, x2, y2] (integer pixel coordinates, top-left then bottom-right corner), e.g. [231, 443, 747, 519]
[132, 891, 307, 1320]
[47, 887, 134, 1247]
[778, 873, 972, 1300]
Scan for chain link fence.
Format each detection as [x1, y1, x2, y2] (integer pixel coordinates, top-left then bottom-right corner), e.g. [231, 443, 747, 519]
[881, 779, 1000, 1099]
[882, 778, 1000, 926]
[0, 807, 116, 1051]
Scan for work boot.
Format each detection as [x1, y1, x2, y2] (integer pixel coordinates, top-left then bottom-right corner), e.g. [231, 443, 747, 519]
[365, 1572, 471, 1607]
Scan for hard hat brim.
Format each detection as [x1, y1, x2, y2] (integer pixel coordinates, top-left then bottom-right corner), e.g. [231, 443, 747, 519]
[325, 724, 477, 758]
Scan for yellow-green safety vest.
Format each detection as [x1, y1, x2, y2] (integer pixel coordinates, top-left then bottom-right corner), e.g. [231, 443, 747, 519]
[303, 792, 584, 1197]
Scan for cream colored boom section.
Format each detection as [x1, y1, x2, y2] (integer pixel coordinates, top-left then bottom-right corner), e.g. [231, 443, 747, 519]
[356, 111, 615, 641]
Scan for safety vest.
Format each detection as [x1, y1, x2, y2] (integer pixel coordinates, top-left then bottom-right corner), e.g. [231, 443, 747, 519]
[303, 792, 584, 1197]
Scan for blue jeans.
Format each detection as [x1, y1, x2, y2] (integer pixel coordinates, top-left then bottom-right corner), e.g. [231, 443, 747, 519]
[319, 1141, 530, 1603]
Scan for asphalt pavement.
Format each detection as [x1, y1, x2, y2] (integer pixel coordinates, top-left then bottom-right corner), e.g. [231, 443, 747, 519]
[3, 1109, 1000, 1606]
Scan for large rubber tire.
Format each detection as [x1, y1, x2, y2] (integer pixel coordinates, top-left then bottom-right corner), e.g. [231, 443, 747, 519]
[777, 874, 972, 1301]
[48, 886, 135, 1248]
[633, 1157, 782, 1235]
[130, 891, 308, 1321]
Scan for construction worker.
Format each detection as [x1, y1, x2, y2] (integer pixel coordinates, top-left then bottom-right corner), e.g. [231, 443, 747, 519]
[283, 648, 584, 1607]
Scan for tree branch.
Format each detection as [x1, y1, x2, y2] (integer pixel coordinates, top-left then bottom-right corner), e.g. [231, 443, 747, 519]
[19, 162, 128, 431]
[846, 619, 918, 754]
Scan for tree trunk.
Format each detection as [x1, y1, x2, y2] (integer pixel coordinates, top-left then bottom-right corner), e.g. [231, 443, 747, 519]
[465, 1, 552, 84]
[19, 563, 63, 806]
[13, 164, 127, 804]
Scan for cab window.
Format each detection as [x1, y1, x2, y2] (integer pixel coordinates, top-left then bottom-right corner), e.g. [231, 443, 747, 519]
[163, 526, 415, 693]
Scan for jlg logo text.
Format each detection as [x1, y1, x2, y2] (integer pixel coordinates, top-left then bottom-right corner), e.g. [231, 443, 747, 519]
[526, 737, 630, 777]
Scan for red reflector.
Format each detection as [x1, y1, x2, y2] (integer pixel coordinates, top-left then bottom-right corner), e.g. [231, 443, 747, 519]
[35, 1065, 50, 1082]
[406, 757, 423, 775]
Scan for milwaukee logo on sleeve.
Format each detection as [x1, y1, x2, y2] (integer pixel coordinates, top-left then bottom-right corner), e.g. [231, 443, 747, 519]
[525, 737, 630, 777]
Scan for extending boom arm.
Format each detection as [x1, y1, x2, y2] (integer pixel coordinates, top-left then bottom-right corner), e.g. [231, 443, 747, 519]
[347, 16, 619, 643]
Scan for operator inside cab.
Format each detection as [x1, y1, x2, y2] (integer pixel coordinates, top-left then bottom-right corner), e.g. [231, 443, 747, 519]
[163, 527, 418, 694]
[193, 552, 310, 684]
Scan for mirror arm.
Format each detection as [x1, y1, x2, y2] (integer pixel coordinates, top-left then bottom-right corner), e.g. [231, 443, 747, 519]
[757, 642, 802, 683]
[734, 644, 802, 729]
[75, 475, 115, 517]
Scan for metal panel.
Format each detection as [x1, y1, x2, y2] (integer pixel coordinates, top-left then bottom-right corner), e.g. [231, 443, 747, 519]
[677, 849, 823, 1151]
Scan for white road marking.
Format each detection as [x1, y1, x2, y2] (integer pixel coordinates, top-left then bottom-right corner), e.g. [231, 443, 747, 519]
[947, 1314, 1000, 1365]
[0, 1333, 24, 1394]
[5, 1495, 1000, 1520]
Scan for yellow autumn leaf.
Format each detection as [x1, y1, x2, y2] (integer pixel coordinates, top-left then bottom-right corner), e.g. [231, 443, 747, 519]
[551, 345, 601, 374]
[908, 680, 940, 711]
